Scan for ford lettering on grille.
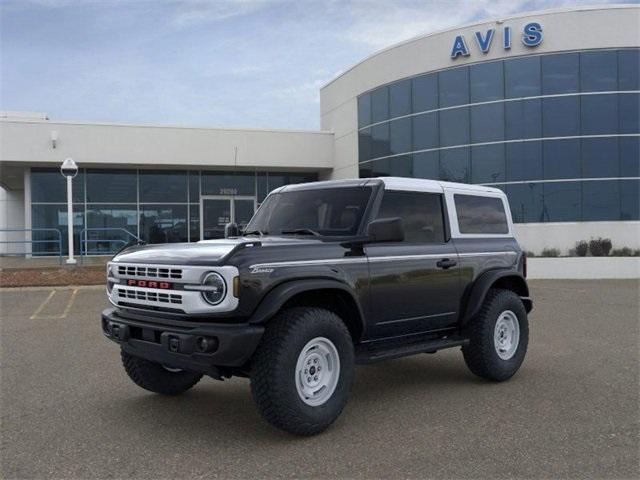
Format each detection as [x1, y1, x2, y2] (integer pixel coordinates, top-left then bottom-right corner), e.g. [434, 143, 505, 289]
[126, 279, 172, 289]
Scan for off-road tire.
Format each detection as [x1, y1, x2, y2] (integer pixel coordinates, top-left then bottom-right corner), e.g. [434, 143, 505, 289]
[121, 350, 203, 395]
[462, 288, 529, 381]
[250, 307, 354, 436]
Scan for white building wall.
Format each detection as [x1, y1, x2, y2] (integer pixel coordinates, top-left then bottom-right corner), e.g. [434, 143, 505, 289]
[0, 186, 25, 254]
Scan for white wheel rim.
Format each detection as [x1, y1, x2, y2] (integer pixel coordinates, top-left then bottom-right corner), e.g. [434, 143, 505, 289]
[295, 337, 340, 407]
[494, 310, 520, 360]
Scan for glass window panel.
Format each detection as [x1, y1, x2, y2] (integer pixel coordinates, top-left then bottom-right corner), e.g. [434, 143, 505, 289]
[189, 204, 200, 242]
[543, 181, 581, 222]
[139, 170, 187, 203]
[371, 123, 390, 159]
[542, 53, 579, 94]
[506, 142, 543, 182]
[31, 168, 84, 203]
[439, 67, 469, 107]
[505, 99, 542, 140]
[506, 183, 543, 223]
[619, 93, 640, 134]
[139, 204, 188, 244]
[86, 170, 136, 203]
[542, 96, 580, 137]
[371, 87, 389, 123]
[439, 148, 470, 183]
[257, 172, 268, 202]
[581, 51, 618, 92]
[470, 103, 504, 143]
[455, 194, 508, 234]
[201, 172, 255, 196]
[581, 94, 618, 135]
[189, 171, 200, 202]
[412, 73, 438, 113]
[505, 56, 541, 98]
[31, 204, 84, 255]
[470, 61, 504, 102]
[412, 151, 439, 179]
[387, 155, 412, 176]
[86, 205, 137, 254]
[471, 144, 505, 184]
[619, 49, 640, 91]
[544, 139, 580, 180]
[377, 191, 445, 243]
[389, 79, 412, 118]
[582, 137, 619, 178]
[369, 158, 392, 177]
[358, 93, 372, 128]
[359, 163, 374, 178]
[620, 137, 640, 177]
[266, 172, 317, 193]
[620, 179, 640, 220]
[439, 108, 469, 147]
[389, 117, 411, 155]
[412, 112, 438, 151]
[358, 128, 372, 162]
[582, 180, 620, 221]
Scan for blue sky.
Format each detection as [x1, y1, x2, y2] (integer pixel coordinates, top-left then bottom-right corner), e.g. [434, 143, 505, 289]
[0, 0, 629, 130]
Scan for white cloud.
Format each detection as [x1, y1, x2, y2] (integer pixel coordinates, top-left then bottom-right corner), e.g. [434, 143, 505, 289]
[169, 0, 275, 28]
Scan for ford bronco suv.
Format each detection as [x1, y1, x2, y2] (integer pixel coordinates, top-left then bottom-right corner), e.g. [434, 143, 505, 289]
[102, 177, 532, 436]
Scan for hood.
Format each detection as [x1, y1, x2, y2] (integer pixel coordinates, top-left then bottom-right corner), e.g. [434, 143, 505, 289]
[111, 236, 324, 265]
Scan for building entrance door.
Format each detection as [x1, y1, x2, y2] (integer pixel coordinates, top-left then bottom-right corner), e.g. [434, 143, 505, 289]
[200, 196, 256, 240]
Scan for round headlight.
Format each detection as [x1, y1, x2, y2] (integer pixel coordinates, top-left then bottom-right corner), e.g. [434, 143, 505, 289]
[201, 272, 226, 305]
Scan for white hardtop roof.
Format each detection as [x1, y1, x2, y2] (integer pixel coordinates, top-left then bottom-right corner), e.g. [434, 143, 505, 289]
[378, 177, 504, 195]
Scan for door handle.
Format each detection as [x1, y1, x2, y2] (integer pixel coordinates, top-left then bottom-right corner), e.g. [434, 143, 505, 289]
[436, 258, 457, 269]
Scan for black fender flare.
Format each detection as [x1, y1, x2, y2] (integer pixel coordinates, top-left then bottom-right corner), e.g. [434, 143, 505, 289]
[248, 278, 365, 330]
[460, 269, 532, 326]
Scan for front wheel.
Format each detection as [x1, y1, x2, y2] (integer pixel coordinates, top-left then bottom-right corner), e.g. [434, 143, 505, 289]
[250, 307, 354, 436]
[462, 289, 529, 381]
[121, 350, 203, 395]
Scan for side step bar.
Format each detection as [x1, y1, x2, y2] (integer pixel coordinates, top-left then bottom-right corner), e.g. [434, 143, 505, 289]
[356, 336, 469, 364]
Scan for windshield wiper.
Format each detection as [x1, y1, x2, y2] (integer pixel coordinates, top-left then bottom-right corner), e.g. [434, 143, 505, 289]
[280, 228, 321, 237]
[243, 229, 267, 236]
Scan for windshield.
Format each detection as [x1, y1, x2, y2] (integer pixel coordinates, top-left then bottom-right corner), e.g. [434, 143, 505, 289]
[244, 186, 373, 237]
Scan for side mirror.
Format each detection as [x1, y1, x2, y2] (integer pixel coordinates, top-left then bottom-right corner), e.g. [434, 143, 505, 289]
[224, 222, 239, 238]
[366, 217, 404, 243]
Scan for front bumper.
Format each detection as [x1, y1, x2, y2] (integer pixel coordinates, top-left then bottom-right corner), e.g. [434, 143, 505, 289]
[101, 308, 264, 374]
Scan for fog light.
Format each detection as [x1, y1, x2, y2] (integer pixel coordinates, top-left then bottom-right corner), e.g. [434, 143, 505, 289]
[195, 336, 218, 353]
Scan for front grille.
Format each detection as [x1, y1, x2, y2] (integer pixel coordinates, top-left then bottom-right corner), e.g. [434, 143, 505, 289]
[117, 287, 183, 305]
[117, 265, 182, 279]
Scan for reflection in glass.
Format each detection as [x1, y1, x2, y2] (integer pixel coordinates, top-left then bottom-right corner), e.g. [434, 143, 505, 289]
[139, 205, 188, 243]
[412, 151, 439, 180]
[31, 169, 85, 203]
[412, 112, 438, 151]
[581, 138, 619, 178]
[86, 205, 137, 254]
[371, 123, 390, 158]
[139, 170, 188, 203]
[439, 67, 469, 107]
[543, 139, 580, 180]
[581, 51, 617, 92]
[439, 108, 469, 147]
[31, 204, 84, 255]
[440, 148, 469, 183]
[582, 180, 620, 221]
[620, 137, 640, 177]
[389, 79, 411, 118]
[505, 99, 542, 140]
[543, 182, 581, 222]
[542, 96, 580, 137]
[619, 93, 640, 134]
[620, 180, 640, 221]
[389, 117, 411, 155]
[505, 57, 540, 98]
[202, 172, 255, 196]
[189, 171, 200, 203]
[506, 183, 543, 223]
[471, 144, 505, 184]
[359, 128, 372, 161]
[371, 87, 389, 123]
[618, 49, 640, 90]
[542, 53, 579, 94]
[189, 204, 200, 242]
[470, 61, 504, 102]
[581, 94, 618, 135]
[506, 142, 543, 182]
[86, 170, 136, 203]
[412, 74, 438, 113]
[470, 103, 504, 143]
[358, 94, 372, 128]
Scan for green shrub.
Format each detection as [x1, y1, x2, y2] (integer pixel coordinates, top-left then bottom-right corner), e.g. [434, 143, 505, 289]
[589, 237, 612, 257]
[525, 251, 536, 258]
[634, 249, 640, 257]
[541, 248, 560, 257]
[574, 241, 589, 257]
[611, 247, 633, 257]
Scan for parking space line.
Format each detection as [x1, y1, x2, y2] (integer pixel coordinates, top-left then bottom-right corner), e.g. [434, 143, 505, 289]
[60, 289, 79, 319]
[29, 290, 56, 320]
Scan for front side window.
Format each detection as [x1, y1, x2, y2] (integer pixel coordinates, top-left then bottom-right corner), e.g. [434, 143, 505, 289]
[455, 194, 509, 234]
[376, 191, 445, 243]
[245, 187, 373, 237]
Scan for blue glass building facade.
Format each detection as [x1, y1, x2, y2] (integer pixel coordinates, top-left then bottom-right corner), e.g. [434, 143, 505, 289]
[357, 49, 640, 224]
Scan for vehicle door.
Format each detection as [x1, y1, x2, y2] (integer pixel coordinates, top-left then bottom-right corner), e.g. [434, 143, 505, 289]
[365, 189, 462, 339]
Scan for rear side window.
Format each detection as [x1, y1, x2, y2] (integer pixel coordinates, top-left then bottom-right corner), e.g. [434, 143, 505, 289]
[454, 194, 509, 234]
[377, 191, 446, 243]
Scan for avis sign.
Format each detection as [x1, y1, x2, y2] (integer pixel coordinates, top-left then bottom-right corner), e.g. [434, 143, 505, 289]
[450, 22, 543, 59]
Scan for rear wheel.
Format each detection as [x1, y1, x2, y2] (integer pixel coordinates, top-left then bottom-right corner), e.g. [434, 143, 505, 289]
[250, 307, 354, 436]
[462, 289, 529, 381]
[121, 350, 203, 395]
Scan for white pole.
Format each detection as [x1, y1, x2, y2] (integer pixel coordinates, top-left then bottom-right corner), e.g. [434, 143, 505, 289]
[66, 175, 77, 265]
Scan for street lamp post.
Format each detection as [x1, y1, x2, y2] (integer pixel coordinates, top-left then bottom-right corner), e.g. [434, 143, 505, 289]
[60, 158, 78, 265]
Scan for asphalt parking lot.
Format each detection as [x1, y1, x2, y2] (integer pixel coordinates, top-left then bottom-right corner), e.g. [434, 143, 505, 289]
[1, 280, 638, 479]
